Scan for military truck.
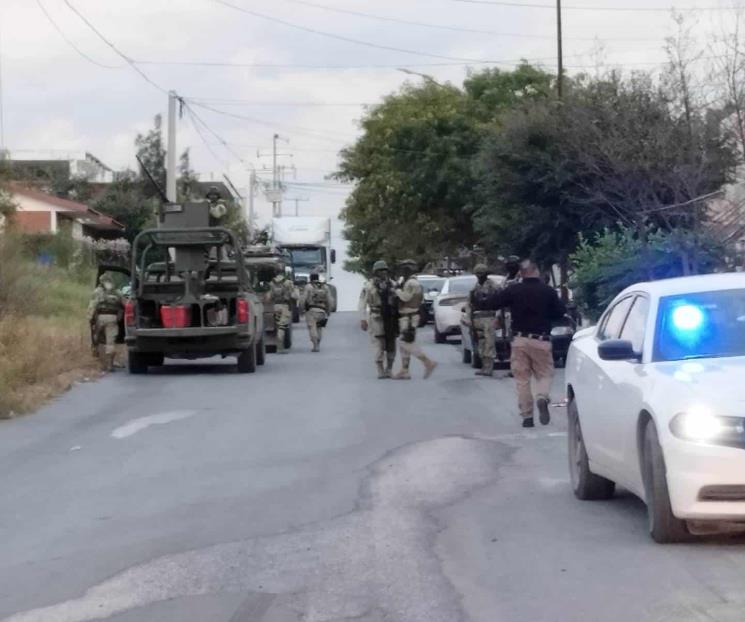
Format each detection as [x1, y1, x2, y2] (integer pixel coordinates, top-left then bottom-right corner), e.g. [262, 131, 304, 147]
[123, 201, 265, 374]
[243, 245, 293, 353]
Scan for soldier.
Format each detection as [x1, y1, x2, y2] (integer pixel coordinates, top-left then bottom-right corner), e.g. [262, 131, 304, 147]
[486, 259, 567, 428]
[393, 260, 438, 380]
[359, 260, 399, 379]
[303, 272, 331, 352]
[469, 264, 499, 377]
[87, 273, 124, 372]
[269, 265, 298, 354]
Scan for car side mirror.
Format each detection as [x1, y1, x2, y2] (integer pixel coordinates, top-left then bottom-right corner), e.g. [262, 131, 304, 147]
[598, 339, 639, 362]
[330, 249, 337, 264]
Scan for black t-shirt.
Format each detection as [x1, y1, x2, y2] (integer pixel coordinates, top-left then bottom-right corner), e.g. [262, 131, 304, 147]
[488, 278, 566, 335]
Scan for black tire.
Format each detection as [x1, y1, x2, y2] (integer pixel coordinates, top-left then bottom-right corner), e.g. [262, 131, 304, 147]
[127, 350, 148, 375]
[284, 324, 293, 350]
[462, 346, 472, 364]
[266, 343, 277, 354]
[568, 398, 616, 500]
[434, 324, 447, 344]
[642, 420, 690, 543]
[148, 352, 164, 367]
[237, 345, 257, 374]
[256, 337, 266, 366]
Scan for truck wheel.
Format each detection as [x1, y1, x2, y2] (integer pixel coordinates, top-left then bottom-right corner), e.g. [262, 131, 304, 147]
[462, 346, 472, 364]
[284, 325, 292, 350]
[149, 353, 164, 367]
[128, 350, 148, 375]
[642, 419, 690, 543]
[256, 338, 266, 366]
[568, 398, 615, 500]
[237, 345, 257, 374]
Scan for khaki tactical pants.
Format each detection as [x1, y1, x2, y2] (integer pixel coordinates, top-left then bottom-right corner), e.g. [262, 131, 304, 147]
[306, 308, 327, 345]
[511, 336, 554, 419]
[369, 314, 397, 365]
[473, 316, 496, 360]
[96, 314, 119, 355]
[274, 303, 292, 350]
[398, 313, 423, 369]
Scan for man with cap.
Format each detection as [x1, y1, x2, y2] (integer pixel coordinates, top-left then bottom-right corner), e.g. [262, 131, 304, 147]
[392, 260, 437, 380]
[468, 264, 499, 377]
[358, 260, 399, 378]
[269, 264, 298, 354]
[303, 271, 331, 352]
[87, 273, 124, 372]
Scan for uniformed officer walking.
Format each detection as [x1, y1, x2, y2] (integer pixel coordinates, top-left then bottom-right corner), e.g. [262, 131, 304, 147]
[303, 271, 331, 352]
[87, 273, 124, 372]
[468, 264, 499, 377]
[486, 259, 566, 428]
[393, 260, 437, 380]
[269, 266, 298, 354]
[359, 260, 398, 379]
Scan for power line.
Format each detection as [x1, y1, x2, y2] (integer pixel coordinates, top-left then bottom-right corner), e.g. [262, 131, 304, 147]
[274, 0, 660, 41]
[61, 0, 166, 92]
[183, 101, 249, 166]
[452, 0, 738, 11]
[35, 0, 122, 69]
[211, 0, 522, 64]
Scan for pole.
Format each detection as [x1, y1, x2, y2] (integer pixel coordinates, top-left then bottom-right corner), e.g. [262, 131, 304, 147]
[166, 90, 177, 202]
[556, 0, 564, 99]
[249, 169, 256, 229]
[272, 133, 279, 217]
[0, 25, 5, 152]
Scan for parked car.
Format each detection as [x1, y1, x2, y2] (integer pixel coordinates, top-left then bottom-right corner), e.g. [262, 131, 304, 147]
[416, 274, 446, 326]
[565, 273, 745, 543]
[434, 275, 504, 344]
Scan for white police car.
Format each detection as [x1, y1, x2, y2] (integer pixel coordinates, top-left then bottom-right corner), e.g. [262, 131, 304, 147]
[566, 273, 745, 542]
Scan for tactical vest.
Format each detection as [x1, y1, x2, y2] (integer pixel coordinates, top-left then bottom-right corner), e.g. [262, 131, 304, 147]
[271, 279, 291, 304]
[97, 293, 121, 315]
[308, 284, 329, 311]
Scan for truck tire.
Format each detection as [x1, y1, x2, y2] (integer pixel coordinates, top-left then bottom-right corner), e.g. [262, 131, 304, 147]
[256, 337, 266, 366]
[128, 350, 149, 375]
[149, 353, 164, 367]
[284, 324, 293, 350]
[568, 397, 615, 500]
[237, 345, 257, 374]
[642, 419, 690, 543]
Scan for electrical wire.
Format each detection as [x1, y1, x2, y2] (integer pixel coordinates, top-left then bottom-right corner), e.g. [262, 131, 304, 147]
[452, 0, 738, 11]
[61, 0, 167, 93]
[36, 0, 123, 69]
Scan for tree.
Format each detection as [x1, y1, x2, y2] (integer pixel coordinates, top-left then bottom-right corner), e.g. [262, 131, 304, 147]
[0, 160, 16, 219]
[93, 173, 153, 243]
[136, 114, 167, 199]
[177, 148, 199, 201]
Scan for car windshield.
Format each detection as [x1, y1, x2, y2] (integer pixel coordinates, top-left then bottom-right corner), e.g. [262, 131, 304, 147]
[418, 277, 445, 292]
[447, 277, 476, 295]
[654, 288, 745, 362]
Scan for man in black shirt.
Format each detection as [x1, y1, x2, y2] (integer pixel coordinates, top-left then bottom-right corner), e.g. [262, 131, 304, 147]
[487, 260, 566, 428]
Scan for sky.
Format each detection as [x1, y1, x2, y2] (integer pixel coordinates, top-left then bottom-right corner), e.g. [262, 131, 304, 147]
[0, 0, 740, 308]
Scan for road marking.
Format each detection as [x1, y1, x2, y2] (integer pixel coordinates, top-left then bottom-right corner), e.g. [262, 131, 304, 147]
[110, 410, 197, 440]
[473, 431, 567, 442]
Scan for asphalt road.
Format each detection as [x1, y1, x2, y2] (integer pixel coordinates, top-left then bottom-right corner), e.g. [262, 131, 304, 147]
[2, 313, 745, 622]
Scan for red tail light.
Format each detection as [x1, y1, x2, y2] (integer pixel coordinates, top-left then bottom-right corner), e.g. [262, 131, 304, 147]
[124, 300, 135, 327]
[160, 305, 191, 328]
[237, 299, 249, 324]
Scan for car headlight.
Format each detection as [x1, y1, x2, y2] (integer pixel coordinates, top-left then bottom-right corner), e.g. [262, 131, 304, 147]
[670, 405, 745, 445]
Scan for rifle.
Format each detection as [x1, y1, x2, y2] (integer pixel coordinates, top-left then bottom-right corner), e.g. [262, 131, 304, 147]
[378, 279, 400, 340]
[469, 290, 480, 350]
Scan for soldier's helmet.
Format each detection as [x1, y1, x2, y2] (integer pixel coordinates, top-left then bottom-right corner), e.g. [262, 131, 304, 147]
[399, 259, 418, 270]
[205, 186, 222, 202]
[473, 263, 489, 275]
[372, 260, 389, 273]
[99, 273, 114, 286]
[310, 271, 320, 282]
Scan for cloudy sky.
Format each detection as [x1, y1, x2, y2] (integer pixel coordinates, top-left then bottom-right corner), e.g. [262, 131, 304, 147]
[0, 0, 737, 306]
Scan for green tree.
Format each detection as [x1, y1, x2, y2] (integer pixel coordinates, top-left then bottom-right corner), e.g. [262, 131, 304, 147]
[93, 173, 153, 243]
[0, 160, 16, 219]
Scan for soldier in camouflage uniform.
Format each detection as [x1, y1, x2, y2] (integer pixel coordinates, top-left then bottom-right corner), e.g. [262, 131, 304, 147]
[358, 260, 398, 379]
[87, 273, 123, 372]
[303, 272, 331, 352]
[469, 264, 499, 377]
[269, 267, 298, 354]
[393, 259, 437, 380]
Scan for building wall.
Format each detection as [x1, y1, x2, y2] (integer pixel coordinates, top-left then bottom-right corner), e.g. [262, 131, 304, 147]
[12, 192, 66, 232]
[11, 211, 52, 233]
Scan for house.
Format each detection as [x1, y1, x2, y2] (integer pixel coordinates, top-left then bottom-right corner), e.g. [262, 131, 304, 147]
[7, 183, 124, 240]
[6, 150, 115, 184]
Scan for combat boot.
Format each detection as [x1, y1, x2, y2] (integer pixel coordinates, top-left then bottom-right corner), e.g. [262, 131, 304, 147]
[385, 357, 395, 379]
[475, 358, 494, 377]
[311, 340, 320, 353]
[376, 362, 386, 379]
[393, 366, 411, 380]
[419, 355, 437, 380]
[103, 353, 115, 372]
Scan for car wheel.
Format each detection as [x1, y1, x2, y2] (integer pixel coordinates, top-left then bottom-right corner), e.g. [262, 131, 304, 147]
[127, 350, 148, 375]
[148, 352, 165, 367]
[568, 398, 615, 500]
[256, 338, 266, 366]
[642, 419, 690, 543]
[434, 323, 446, 344]
[237, 345, 257, 374]
[418, 314, 427, 328]
[462, 346, 472, 364]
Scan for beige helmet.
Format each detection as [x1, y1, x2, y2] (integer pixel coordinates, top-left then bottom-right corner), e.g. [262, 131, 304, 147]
[473, 263, 489, 275]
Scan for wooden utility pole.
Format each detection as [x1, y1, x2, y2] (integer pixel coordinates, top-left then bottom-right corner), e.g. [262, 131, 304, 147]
[556, 0, 564, 98]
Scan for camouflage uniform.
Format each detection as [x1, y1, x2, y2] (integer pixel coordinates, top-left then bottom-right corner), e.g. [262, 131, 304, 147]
[359, 261, 398, 379]
[469, 265, 499, 377]
[303, 278, 331, 352]
[87, 275, 123, 371]
[393, 263, 437, 380]
[270, 274, 297, 353]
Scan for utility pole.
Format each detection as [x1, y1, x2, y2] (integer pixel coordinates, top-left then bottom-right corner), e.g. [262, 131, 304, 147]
[0, 25, 5, 153]
[248, 168, 256, 229]
[166, 90, 178, 202]
[272, 133, 280, 217]
[556, 0, 564, 99]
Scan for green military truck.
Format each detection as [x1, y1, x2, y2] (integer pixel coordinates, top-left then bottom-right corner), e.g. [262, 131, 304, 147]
[243, 245, 293, 353]
[123, 202, 265, 374]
